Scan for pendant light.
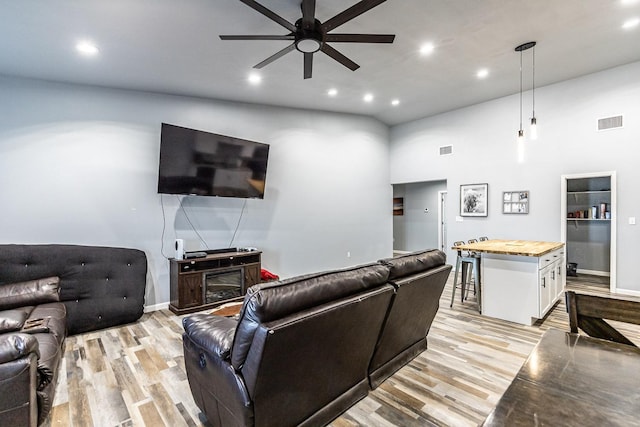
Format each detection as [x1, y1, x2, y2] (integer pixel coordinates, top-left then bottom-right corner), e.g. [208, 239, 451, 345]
[515, 41, 536, 143]
[530, 43, 538, 140]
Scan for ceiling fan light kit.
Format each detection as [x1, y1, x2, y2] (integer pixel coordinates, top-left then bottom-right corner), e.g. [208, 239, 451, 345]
[220, 0, 396, 79]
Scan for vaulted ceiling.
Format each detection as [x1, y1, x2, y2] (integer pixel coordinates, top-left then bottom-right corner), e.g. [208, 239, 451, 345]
[1, 0, 639, 125]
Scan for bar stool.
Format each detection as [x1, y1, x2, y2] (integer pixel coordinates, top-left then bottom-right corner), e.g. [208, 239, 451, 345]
[465, 239, 482, 303]
[450, 241, 481, 313]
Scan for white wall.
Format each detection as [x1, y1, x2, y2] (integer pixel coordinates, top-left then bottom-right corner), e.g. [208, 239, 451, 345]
[0, 76, 392, 307]
[390, 61, 640, 293]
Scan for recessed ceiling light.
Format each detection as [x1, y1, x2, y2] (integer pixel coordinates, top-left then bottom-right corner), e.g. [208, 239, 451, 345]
[419, 43, 435, 56]
[248, 72, 262, 85]
[363, 93, 374, 103]
[391, 99, 400, 106]
[622, 17, 639, 29]
[327, 88, 338, 97]
[476, 68, 489, 79]
[621, 0, 638, 5]
[76, 41, 99, 56]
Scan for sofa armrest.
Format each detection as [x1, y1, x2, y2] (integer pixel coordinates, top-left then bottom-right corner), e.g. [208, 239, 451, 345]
[0, 333, 39, 364]
[0, 333, 40, 427]
[183, 314, 237, 359]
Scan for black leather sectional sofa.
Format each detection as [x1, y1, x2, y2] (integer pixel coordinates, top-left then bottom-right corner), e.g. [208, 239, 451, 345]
[0, 244, 147, 426]
[182, 249, 451, 427]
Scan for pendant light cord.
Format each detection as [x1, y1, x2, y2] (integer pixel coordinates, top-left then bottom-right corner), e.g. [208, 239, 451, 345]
[519, 50, 523, 131]
[532, 46, 536, 117]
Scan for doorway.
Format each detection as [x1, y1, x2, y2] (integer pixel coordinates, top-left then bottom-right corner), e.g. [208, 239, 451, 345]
[560, 171, 617, 292]
[392, 180, 447, 253]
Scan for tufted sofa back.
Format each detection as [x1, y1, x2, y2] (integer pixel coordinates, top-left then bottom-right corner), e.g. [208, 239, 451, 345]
[0, 244, 147, 335]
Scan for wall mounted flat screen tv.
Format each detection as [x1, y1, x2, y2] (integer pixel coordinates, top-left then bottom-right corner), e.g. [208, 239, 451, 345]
[157, 123, 269, 198]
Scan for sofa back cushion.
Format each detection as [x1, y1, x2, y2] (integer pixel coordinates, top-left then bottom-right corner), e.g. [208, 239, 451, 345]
[379, 249, 446, 280]
[231, 263, 390, 369]
[0, 277, 60, 311]
[0, 245, 147, 335]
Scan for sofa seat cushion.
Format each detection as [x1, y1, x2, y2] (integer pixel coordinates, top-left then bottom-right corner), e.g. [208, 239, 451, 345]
[0, 308, 31, 333]
[0, 277, 60, 311]
[231, 263, 390, 370]
[379, 249, 446, 280]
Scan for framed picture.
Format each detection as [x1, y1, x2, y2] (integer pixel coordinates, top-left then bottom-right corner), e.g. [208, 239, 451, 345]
[393, 197, 404, 216]
[460, 183, 488, 217]
[503, 191, 529, 214]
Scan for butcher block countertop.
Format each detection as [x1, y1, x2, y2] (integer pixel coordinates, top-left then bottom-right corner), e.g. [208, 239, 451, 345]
[453, 239, 564, 257]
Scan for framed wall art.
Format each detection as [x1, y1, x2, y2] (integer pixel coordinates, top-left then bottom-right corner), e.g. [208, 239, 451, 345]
[393, 197, 404, 216]
[460, 183, 488, 217]
[503, 191, 529, 214]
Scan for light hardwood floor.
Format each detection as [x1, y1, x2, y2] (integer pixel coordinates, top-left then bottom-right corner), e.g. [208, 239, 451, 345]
[42, 275, 638, 427]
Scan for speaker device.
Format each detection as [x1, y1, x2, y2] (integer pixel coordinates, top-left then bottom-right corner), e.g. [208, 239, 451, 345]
[174, 239, 184, 260]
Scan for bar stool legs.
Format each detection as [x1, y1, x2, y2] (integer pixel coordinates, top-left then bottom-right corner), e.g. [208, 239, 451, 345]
[450, 242, 481, 313]
[464, 258, 481, 313]
[450, 255, 470, 307]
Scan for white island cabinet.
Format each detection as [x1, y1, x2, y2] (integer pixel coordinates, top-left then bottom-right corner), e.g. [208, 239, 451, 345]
[453, 240, 565, 325]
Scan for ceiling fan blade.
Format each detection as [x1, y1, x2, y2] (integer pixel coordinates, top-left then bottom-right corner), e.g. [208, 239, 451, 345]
[304, 52, 313, 79]
[321, 44, 359, 71]
[322, 0, 388, 32]
[220, 35, 295, 41]
[254, 43, 296, 69]
[301, 0, 316, 29]
[325, 34, 395, 43]
[239, 0, 296, 33]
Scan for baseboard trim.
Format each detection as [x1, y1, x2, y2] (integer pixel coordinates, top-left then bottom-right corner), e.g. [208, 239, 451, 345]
[576, 268, 610, 277]
[144, 302, 169, 313]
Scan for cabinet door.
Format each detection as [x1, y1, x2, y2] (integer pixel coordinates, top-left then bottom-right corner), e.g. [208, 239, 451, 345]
[549, 262, 559, 304]
[539, 265, 553, 317]
[554, 260, 564, 301]
[244, 263, 261, 288]
[178, 273, 203, 308]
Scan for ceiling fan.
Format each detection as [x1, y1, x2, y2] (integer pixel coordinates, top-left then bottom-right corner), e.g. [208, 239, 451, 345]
[220, 0, 395, 79]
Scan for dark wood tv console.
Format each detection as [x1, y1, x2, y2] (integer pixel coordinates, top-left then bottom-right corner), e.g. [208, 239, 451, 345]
[169, 250, 261, 315]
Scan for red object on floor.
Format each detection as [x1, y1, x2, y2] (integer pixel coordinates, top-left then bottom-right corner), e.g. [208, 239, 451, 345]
[261, 268, 279, 281]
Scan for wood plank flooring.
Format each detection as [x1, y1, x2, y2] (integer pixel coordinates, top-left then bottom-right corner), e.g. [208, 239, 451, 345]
[42, 275, 639, 427]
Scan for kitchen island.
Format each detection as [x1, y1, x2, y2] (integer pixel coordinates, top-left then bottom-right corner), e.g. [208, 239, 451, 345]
[453, 239, 565, 325]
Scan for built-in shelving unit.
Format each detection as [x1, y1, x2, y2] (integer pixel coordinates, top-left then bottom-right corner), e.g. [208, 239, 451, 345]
[567, 189, 611, 220]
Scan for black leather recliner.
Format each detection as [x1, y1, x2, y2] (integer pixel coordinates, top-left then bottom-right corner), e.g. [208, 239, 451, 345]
[182, 249, 451, 427]
[183, 263, 394, 427]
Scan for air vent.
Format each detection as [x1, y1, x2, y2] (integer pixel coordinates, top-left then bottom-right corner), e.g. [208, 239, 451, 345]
[597, 115, 623, 131]
[439, 145, 453, 155]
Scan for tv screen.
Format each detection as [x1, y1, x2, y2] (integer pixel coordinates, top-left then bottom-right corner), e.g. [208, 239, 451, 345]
[157, 123, 269, 198]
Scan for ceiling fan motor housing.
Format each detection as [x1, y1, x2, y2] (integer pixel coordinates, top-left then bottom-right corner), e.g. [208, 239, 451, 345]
[294, 18, 323, 53]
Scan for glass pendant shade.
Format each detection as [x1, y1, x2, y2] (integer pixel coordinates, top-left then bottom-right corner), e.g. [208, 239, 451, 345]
[530, 117, 538, 140]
